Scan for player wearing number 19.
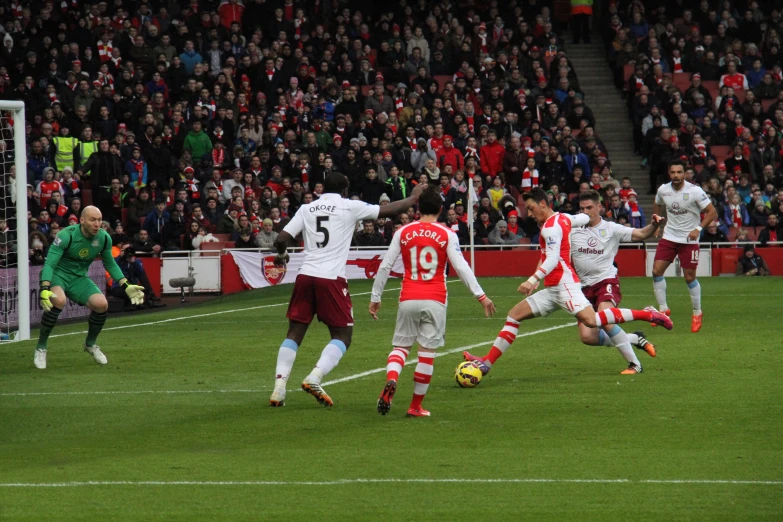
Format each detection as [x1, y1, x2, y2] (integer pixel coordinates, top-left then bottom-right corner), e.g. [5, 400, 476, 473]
[34, 206, 146, 369]
[370, 186, 496, 417]
[269, 173, 426, 408]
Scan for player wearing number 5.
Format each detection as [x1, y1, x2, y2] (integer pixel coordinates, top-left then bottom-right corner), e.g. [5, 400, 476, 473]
[34, 206, 145, 369]
[269, 173, 426, 408]
[370, 186, 496, 417]
[652, 160, 718, 332]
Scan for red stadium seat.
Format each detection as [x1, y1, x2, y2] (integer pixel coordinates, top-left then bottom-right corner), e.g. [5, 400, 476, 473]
[433, 75, 451, 91]
[82, 188, 92, 206]
[710, 145, 730, 161]
[673, 74, 690, 93]
[518, 237, 531, 245]
[213, 234, 230, 242]
[199, 242, 223, 257]
[139, 216, 146, 227]
[762, 99, 777, 111]
[623, 64, 634, 84]
[735, 89, 746, 103]
[361, 85, 372, 97]
[121, 208, 128, 228]
[224, 241, 235, 248]
[747, 227, 760, 241]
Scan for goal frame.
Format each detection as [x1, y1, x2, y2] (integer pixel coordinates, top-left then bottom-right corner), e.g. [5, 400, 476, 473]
[4, 101, 29, 341]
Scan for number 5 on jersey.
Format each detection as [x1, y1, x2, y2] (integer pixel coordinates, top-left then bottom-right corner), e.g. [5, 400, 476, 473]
[410, 246, 438, 281]
[316, 216, 330, 248]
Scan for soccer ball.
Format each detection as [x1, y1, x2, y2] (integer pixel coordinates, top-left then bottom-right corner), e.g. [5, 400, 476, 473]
[455, 361, 483, 388]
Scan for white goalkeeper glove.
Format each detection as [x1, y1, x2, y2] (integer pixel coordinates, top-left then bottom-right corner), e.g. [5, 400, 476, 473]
[122, 282, 146, 305]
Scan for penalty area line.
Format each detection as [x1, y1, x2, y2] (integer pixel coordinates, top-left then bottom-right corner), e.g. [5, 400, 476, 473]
[0, 478, 780, 487]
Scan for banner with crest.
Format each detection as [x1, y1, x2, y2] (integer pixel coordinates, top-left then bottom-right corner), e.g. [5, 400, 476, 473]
[230, 250, 405, 289]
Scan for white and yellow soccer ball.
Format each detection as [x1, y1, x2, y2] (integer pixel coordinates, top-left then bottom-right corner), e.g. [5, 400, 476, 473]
[455, 361, 483, 388]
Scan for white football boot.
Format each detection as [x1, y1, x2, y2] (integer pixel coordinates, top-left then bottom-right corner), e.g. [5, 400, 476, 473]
[34, 349, 47, 369]
[85, 344, 108, 365]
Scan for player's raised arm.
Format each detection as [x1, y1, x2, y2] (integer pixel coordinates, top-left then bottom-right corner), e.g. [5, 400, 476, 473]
[567, 213, 590, 228]
[445, 232, 495, 317]
[631, 214, 665, 241]
[377, 182, 426, 219]
[369, 231, 403, 319]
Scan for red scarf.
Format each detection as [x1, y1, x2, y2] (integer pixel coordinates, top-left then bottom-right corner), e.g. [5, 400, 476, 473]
[395, 97, 404, 113]
[93, 72, 115, 94]
[508, 222, 519, 235]
[244, 185, 255, 199]
[466, 115, 475, 133]
[186, 179, 200, 200]
[478, 30, 489, 54]
[98, 40, 113, 62]
[407, 138, 417, 151]
[131, 158, 144, 175]
[521, 168, 539, 192]
[635, 76, 643, 89]
[111, 56, 122, 69]
[300, 164, 309, 184]
[730, 204, 743, 228]
[212, 148, 224, 166]
[694, 143, 706, 158]
[673, 57, 683, 73]
[626, 200, 641, 217]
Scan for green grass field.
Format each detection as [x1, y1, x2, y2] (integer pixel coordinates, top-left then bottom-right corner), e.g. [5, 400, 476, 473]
[1, 277, 782, 521]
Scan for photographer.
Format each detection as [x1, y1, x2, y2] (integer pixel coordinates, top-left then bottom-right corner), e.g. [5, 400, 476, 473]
[111, 245, 159, 306]
[736, 245, 771, 276]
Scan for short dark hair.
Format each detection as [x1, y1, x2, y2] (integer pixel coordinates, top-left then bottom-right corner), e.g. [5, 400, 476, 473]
[668, 159, 687, 171]
[418, 185, 443, 216]
[522, 187, 548, 205]
[578, 190, 601, 204]
[324, 172, 349, 194]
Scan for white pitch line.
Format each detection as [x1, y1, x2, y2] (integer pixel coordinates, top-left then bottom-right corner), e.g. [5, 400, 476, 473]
[3, 322, 575, 397]
[40, 285, 408, 341]
[322, 322, 576, 386]
[0, 478, 780, 487]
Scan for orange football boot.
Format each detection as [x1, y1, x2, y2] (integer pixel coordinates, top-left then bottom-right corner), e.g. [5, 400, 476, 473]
[691, 313, 703, 333]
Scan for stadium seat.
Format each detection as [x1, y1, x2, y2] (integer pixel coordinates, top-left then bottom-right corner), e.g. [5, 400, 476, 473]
[168, 189, 175, 203]
[199, 242, 223, 257]
[82, 188, 92, 206]
[762, 98, 777, 111]
[735, 89, 746, 103]
[361, 85, 372, 96]
[224, 241, 235, 248]
[623, 64, 634, 84]
[518, 237, 531, 244]
[710, 145, 730, 161]
[433, 75, 451, 90]
[121, 208, 128, 228]
[139, 216, 146, 227]
[673, 74, 690, 93]
[728, 227, 738, 242]
[213, 234, 230, 242]
[747, 227, 760, 241]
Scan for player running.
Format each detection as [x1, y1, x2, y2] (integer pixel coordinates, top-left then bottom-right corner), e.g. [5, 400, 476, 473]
[464, 188, 672, 374]
[269, 173, 425, 408]
[652, 160, 718, 332]
[34, 206, 145, 369]
[571, 190, 663, 374]
[369, 187, 496, 418]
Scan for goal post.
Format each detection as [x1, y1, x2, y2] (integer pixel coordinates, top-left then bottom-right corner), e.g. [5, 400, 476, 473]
[2, 101, 29, 341]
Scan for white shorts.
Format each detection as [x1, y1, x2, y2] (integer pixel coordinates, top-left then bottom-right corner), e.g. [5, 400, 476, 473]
[526, 283, 591, 318]
[392, 300, 447, 348]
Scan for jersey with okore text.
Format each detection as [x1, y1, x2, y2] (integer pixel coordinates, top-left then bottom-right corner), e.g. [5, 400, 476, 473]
[570, 219, 633, 287]
[371, 221, 484, 305]
[655, 182, 711, 244]
[40, 225, 125, 283]
[282, 193, 380, 280]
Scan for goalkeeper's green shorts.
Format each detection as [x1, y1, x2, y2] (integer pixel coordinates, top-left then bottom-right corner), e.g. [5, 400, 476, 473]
[50, 273, 102, 306]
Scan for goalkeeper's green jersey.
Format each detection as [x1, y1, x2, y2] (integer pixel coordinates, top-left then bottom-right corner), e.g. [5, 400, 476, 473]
[40, 225, 125, 283]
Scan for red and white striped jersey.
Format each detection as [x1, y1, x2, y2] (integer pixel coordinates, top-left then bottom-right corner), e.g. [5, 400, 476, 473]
[371, 221, 484, 305]
[533, 213, 590, 287]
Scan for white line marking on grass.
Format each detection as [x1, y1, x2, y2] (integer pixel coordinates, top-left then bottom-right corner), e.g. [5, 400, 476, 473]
[0, 389, 263, 397]
[0, 478, 780, 487]
[39, 286, 408, 341]
[322, 322, 577, 386]
[4, 322, 575, 397]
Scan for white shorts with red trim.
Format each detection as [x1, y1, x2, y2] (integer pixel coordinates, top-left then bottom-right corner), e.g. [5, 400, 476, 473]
[526, 283, 591, 318]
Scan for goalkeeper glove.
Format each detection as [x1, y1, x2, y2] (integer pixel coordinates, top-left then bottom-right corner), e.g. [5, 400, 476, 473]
[40, 285, 54, 312]
[122, 281, 146, 305]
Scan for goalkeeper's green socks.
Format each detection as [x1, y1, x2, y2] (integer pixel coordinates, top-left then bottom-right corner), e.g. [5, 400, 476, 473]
[36, 307, 63, 350]
[85, 311, 108, 347]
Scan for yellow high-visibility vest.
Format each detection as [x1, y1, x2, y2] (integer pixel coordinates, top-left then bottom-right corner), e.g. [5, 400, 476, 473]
[53, 137, 79, 171]
[78, 141, 98, 166]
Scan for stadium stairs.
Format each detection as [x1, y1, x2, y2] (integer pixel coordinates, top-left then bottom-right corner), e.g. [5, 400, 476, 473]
[567, 40, 654, 214]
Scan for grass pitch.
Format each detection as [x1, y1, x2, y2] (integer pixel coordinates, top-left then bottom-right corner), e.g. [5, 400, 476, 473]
[1, 277, 781, 521]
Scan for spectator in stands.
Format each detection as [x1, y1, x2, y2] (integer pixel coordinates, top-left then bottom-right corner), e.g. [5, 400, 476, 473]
[446, 209, 469, 245]
[128, 188, 153, 234]
[255, 219, 278, 250]
[132, 229, 161, 257]
[734, 228, 751, 246]
[488, 220, 518, 246]
[758, 215, 781, 247]
[750, 200, 771, 227]
[723, 194, 750, 230]
[736, 245, 771, 276]
[354, 220, 384, 247]
[234, 228, 256, 249]
[701, 221, 728, 245]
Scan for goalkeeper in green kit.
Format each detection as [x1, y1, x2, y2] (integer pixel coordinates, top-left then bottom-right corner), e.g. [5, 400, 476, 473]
[34, 206, 145, 369]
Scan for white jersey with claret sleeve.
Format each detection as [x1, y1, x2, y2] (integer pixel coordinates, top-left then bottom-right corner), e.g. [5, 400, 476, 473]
[655, 181, 711, 244]
[282, 193, 380, 280]
[570, 219, 634, 287]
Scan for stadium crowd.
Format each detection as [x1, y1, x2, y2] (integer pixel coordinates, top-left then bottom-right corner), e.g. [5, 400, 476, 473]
[605, 0, 783, 244]
[0, 0, 779, 272]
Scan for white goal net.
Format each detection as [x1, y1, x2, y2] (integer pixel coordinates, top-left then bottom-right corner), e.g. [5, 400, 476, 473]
[0, 101, 29, 341]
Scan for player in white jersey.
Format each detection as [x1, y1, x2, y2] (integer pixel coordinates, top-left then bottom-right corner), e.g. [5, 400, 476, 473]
[572, 190, 664, 374]
[652, 160, 718, 333]
[269, 174, 425, 408]
[369, 187, 495, 417]
[464, 189, 673, 375]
